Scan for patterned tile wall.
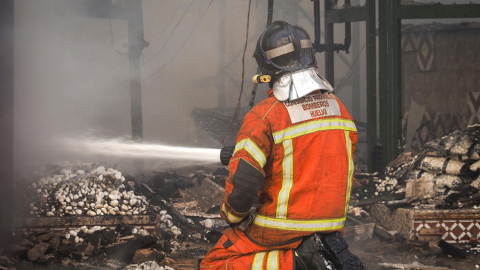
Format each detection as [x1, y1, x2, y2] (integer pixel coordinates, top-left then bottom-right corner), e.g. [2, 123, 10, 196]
[414, 219, 480, 244]
[405, 92, 480, 151]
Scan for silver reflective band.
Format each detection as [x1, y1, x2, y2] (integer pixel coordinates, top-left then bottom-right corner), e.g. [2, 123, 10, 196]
[234, 139, 267, 167]
[264, 40, 312, 60]
[301, 39, 313, 48]
[344, 131, 354, 216]
[276, 139, 293, 219]
[273, 119, 357, 144]
[265, 43, 294, 59]
[254, 214, 346, 231]
[252, 252, 266, 270]
[221, 204, 243, 223]
[267, 250, 279, 270]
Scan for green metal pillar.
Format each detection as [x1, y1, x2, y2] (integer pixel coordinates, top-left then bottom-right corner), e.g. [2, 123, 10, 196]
[0, 0, 14, 248]
[379, 0, 401, 166]
[366, 0, 377, 172]
[324, 0, 335, 85]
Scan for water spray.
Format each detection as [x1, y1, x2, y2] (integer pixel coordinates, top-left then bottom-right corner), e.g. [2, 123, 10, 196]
[58, 137, 237, 166]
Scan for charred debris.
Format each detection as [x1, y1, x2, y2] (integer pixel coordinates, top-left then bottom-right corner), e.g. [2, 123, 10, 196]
[352, 124, 480, 211]
[345, 125, 480, 269]
[3, 126, 480, 269]
[2, 163, 230, 269]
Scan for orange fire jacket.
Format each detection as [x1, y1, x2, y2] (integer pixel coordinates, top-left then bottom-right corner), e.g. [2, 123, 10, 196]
[220, 89, 357, 246]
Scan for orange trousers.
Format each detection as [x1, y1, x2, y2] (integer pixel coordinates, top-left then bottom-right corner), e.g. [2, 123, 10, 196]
[200, 228, 298, 270]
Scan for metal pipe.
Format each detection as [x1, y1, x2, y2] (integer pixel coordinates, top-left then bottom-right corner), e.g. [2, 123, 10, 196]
[366, 0, 377, 172]
[127, 0, 149, 169]
[341, 21, 351, 53]
[267, 0, 274, 26]
[127, 0, 148, 144]
[342, 0, 351, 53]
[313, 0, 323, 53]
[324, 0, 335, 84]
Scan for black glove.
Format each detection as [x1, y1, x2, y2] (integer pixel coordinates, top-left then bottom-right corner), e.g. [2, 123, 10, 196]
[295, 234, 336, 270]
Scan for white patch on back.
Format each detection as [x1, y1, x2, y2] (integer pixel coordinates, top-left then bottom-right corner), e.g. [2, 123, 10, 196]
[283, 93, 341, 124]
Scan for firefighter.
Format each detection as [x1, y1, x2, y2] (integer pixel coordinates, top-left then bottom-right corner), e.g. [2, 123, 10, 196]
[201, 21, 364, 270]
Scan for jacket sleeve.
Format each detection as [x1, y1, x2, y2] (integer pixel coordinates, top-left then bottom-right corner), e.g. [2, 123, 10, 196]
[220, 110, 272, 225]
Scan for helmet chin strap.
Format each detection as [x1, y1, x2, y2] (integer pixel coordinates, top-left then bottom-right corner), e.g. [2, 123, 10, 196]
[272, 68, 334, 102]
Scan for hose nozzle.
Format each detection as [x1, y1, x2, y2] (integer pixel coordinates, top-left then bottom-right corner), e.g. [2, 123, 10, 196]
[220, 146, 235, 166]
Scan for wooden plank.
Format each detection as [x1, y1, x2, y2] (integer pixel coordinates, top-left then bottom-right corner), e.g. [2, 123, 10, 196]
[350, 192, 405, 206]
[13, 215, 159, 228]
[418, 228, 442, 236]
[141, 183, 188, 224]
[12, 215, 160, 235]
[346, 214, 393, 240]
[418, 227, 443, 247]
[413, 209, 480, 220]
[353, 223, 375, 242]
[176, 258, 199, 270]
[202, 178, 225, 193]
[142, 183, 156, 194]
[379, 262, 450, 269]
[407, 239, 429, 251]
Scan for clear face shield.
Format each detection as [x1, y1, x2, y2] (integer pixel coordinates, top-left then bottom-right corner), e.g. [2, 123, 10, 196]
[272, 68, 334, 102]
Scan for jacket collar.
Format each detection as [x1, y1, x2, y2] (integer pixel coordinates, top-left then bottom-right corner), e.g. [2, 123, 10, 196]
[268, 89, 326, 100]
[268, 89, 274, 97]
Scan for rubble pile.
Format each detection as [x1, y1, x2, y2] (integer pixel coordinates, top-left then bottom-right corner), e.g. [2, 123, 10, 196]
[1, 163, 235, 269]
[397, 126, 480, 208]
[351, 126, 480, 211]
[352, 172, 404, 200]
[125, 261, 174, 270]
[27, 163, 150, 217]
[6, 222, 178, 270]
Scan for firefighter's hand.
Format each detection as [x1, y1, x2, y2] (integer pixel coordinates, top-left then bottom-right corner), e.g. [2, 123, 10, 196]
[235, 208, 256, 231]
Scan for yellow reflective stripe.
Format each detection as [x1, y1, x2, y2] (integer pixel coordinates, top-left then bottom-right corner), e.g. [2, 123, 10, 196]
[221, 204, 243, 223]
[234, 139, 267, 167]
[252, 252, 266, 270]
[266, 250, 279, 270]
[253, 214, 345, 232]
[273, 119, 357, 144]
[344, 131, 354, 216]
[276, 139, 293, 219]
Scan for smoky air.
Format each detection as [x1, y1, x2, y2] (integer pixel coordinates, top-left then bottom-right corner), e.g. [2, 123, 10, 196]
[2, 0, 480, 269]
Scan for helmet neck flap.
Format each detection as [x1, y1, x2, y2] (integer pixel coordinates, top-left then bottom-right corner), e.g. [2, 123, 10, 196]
[272, 67, 334, 102]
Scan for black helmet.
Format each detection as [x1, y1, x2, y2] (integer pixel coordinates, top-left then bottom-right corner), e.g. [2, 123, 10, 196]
[254, 20, 317, 81]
